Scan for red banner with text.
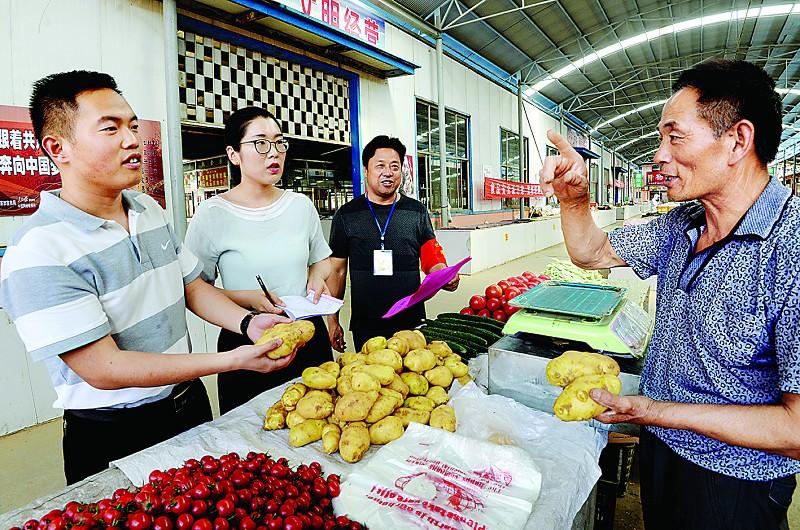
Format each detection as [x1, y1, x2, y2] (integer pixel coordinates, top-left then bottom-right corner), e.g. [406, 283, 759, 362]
[483, 177, 544, 199]
[0, 105, 164, 216]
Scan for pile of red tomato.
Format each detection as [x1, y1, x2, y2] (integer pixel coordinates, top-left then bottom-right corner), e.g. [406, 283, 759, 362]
[10, 453, 364, 530]
[460, 271, 550, 322]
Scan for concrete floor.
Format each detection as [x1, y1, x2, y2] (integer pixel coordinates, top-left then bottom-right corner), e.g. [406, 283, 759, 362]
[2, 229, 799, 528]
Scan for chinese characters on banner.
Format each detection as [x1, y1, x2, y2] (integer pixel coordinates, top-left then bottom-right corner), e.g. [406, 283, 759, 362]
[483, 177, 545, 199]
[641, 164, 664, 185]
[276, 0, 386, 49]
[0, 105, 165, 216]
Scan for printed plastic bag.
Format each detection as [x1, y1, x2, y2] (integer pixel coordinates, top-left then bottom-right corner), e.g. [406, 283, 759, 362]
[333, 423, 542, 530]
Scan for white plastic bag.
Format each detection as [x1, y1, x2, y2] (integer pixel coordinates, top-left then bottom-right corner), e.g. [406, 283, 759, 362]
[449, 382, 606, 530]
[333, 423, 542, 530]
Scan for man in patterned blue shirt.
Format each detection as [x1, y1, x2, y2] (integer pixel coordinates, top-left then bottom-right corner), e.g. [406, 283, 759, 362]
[540, 59, 799, 530]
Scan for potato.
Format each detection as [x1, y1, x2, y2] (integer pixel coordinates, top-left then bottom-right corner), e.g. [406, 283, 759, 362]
[340, 361, 366, 378]
[393, 330, 426, 350]
[400, 372, 429, 396]
[289, 419, 326, 447]
[425, 386, 449, 406]
[369, 415, 404, 445]
[424, 366, 454, 388]
[286, 410, 305, 429]
[256, 321, 315, 359]
[404, 396, 435, 412]
[430, 405, 456, 432]
[394, 406, 430, 427]
[362, 336, 388, 354]
[457, 374, 473, 385]
[339, 423, 371, 463]
[387, 374, 410, 398]
[404, 349, 437, 373]
[367, 349, 403, 373]
[554, 374, 622, 421]
[427, 341, 452, 357]
[296, 392, 334, 419]
[337, 375, 354, 395]
[295, 320, 315, 343]
[322, 423, 341, 454]
[351, 371, 380, 392]
[379, 388, 404, 408]
[444, 359, 469, 378]
[319, 361, 340, 377]
[334, 391, 376, 422]
[338, 351, 367, 366]
[546, 350, 621, 387]
[365, 393, 398, 423]
[281, 383, 307, 410]
[302, 367, 337, 390]
[263, 400, 286, 430]
[386, 336, 410, 356]
[444, 353, 462, 364]
[354, 364, 395, 385]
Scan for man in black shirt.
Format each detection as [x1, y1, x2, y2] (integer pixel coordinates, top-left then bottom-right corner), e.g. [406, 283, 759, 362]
[327, 135, 459, 351]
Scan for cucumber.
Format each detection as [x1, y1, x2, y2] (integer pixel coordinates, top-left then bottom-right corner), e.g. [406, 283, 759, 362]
[417, 329, 469, 355]
[435, 313, 506, 333]
[424, 319, 500, 343]
[419, 326, 485, 355]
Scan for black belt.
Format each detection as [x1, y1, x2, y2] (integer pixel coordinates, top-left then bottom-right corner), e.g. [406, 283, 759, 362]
[66, 379, 200, 422]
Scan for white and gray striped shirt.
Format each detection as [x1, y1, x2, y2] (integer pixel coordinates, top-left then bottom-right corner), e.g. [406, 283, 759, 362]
[0, 190, 202, 410]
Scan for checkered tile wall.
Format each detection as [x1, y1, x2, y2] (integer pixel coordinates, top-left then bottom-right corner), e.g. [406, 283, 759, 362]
[178, 30, 351, 145]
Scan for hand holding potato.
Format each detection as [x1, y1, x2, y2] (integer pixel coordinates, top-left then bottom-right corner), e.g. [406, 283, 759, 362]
[226, 342, 297, 373]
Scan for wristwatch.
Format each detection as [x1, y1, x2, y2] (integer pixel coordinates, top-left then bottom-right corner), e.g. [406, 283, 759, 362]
[239, 310, 260, 336]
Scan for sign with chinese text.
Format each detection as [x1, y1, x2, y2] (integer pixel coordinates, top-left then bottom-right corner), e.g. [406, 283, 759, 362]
[565, 127, 589, 149]
[0, 105, 164, 216]
[275, 0, 386, 50]
[483, 177, 544, 199]
[634, 171, 643, 188]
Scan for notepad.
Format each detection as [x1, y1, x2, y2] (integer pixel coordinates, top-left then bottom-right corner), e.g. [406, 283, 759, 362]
[279, 292, 344, 320]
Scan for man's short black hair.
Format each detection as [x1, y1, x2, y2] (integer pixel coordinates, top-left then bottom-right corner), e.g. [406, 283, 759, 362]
[29, 70, 121, 144]
[672, 59, 782, 165]
[362, 135, 406, 167]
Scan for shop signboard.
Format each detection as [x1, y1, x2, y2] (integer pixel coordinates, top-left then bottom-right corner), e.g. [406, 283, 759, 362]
[0, 104, 164, 216]
[276, 0, 386, 50]
[483, 177, 544, 199]
[565, 126, 589, 149]
[634, 171, 643, 188]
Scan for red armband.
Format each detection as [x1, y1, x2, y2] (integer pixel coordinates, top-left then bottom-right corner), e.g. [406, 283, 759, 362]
[420, 238, 447, 274]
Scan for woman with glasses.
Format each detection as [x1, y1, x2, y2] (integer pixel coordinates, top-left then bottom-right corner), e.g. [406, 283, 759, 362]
[185, 106, 333, 414]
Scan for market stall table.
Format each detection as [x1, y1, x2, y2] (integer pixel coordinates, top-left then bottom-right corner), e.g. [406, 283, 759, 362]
[1, 376, 606, 530]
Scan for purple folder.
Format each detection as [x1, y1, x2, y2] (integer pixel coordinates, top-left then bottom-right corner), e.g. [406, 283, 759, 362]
[382, 256, 472, 319]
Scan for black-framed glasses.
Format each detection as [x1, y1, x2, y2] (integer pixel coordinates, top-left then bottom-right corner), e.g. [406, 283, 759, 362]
[240, 138, 290, 154]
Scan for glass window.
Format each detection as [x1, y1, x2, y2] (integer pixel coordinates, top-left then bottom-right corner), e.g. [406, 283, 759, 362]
[500, 128, 529, 210]
[416, 99, 470, 211]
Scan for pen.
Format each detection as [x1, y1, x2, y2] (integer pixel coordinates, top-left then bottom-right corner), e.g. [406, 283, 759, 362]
[256, 274, 281, 306]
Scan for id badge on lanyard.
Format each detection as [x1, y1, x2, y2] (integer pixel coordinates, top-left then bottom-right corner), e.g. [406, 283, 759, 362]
[366, 193, 398, 277]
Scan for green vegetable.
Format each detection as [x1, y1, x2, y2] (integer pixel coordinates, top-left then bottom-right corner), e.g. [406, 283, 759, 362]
[423, 319, 501, 343]
[435, 313, 506, 332]
[542, 259, 605, 284]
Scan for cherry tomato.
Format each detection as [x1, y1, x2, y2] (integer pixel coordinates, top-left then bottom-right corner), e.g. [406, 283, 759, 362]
[22, 520, 39, 530]
[192, 519, 213, 530]
[459, 307, 475, 315]
[468, 295, 486, 310]
[477, 308, 491, 318]
[503, 287, 521, 300]
[190, 500, 208, 517]
[128, 513, 153, 530]
[238, 517, 256, 530]
[213, 518, 230, 530]
[497, 280, 510, 290]
[484, 285, 502, 298]
[491, 310, 508, 322]
[101, 509, 123, 527]
[215, 499, 235, 518]
[326, 481, 340, 498]
[266, 518, 282, 530]
[503, 301, 520, 315]
[485, 297, 502, 312]
[153, 516, 173, 530]
[176, 514, 195, 530]
[282, 516, 303, 530]
[171, 496, 192, 515]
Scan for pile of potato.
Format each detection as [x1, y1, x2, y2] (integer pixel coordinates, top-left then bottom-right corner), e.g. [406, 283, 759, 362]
[263, 329, 472, 463]
[546, 350, 622, 421]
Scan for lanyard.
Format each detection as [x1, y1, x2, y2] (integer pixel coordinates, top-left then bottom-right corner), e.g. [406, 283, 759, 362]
[365, 193, 398, 250]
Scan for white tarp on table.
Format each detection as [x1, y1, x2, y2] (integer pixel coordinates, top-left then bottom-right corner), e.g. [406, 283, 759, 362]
[112, 377, 605, 530]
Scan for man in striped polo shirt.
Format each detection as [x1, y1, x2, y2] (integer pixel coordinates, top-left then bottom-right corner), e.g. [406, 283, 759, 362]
[0, 71, 295, 484]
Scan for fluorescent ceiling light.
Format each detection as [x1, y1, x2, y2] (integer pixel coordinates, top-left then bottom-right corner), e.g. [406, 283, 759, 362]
[592, 99, 667, 131]
[617, 130, 659, 150]
[531, 4, 799, 93]
[778, 88, 800, 95]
